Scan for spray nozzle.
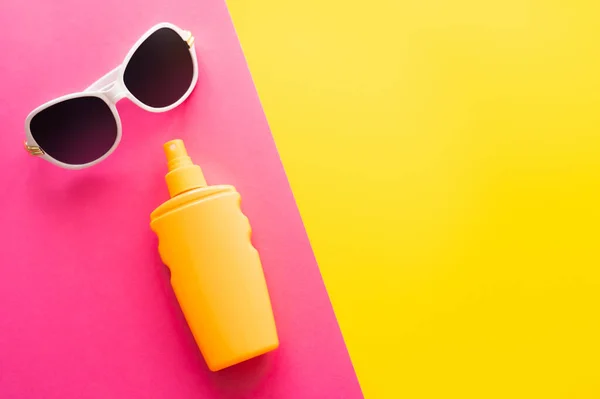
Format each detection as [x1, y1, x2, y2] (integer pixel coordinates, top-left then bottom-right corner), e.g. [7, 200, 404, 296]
[164, 139, 207, 198]
[165, 139, 193, 171]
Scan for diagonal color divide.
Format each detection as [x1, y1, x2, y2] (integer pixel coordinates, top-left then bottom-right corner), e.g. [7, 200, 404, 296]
[229, 0, 600, 397]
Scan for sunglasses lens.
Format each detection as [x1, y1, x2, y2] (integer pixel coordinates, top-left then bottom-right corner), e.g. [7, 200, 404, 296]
[123, 27, 194, 108]
[30, 96, 118, 165]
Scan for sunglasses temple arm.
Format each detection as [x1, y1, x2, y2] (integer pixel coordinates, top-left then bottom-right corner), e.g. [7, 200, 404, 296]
[85, 65, 122, 92]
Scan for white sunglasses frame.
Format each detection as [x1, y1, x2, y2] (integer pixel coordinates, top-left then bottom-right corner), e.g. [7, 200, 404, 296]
[24, 22, 198, 170]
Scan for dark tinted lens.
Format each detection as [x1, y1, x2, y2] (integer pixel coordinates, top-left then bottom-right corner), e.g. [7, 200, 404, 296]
[123, 27, 194, 108]
[30, 96, 118, 165]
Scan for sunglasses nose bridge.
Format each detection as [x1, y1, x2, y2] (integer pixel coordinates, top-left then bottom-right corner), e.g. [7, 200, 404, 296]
[101, 81, 128, 104]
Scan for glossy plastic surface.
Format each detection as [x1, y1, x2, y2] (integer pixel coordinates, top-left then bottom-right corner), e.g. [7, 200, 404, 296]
[23, 22, 198, 170]
[151, 141, 279, 371]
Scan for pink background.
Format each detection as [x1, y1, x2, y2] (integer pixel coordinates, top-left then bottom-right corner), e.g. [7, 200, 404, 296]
[0, 1, 362, 398]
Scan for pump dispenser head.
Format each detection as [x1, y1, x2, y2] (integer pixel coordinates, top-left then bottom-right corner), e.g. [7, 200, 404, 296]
[164, 139, 207, 198]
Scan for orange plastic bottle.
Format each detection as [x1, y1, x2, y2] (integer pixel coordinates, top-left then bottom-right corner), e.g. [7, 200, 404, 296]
[150, 139, 279, 371]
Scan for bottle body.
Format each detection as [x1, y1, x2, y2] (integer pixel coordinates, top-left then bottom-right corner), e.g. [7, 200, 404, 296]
[151, 185, 279, 371]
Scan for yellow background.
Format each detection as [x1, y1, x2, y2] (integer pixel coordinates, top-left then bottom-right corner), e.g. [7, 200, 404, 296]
[228, 1, 600, 397]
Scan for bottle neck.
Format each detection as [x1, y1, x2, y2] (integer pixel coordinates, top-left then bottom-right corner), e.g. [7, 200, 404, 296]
[166, 164, 207, 198]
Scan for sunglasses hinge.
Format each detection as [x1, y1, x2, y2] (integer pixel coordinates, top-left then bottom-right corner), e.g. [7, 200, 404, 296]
[24, 141, 44, 156]
[184, 31, 195, 48]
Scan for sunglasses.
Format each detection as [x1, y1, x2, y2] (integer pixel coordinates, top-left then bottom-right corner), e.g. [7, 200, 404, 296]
[24, 22, 198, 169]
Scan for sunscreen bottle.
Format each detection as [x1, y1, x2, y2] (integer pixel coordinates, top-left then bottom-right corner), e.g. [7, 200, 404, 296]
[150, 139, 278, 371]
